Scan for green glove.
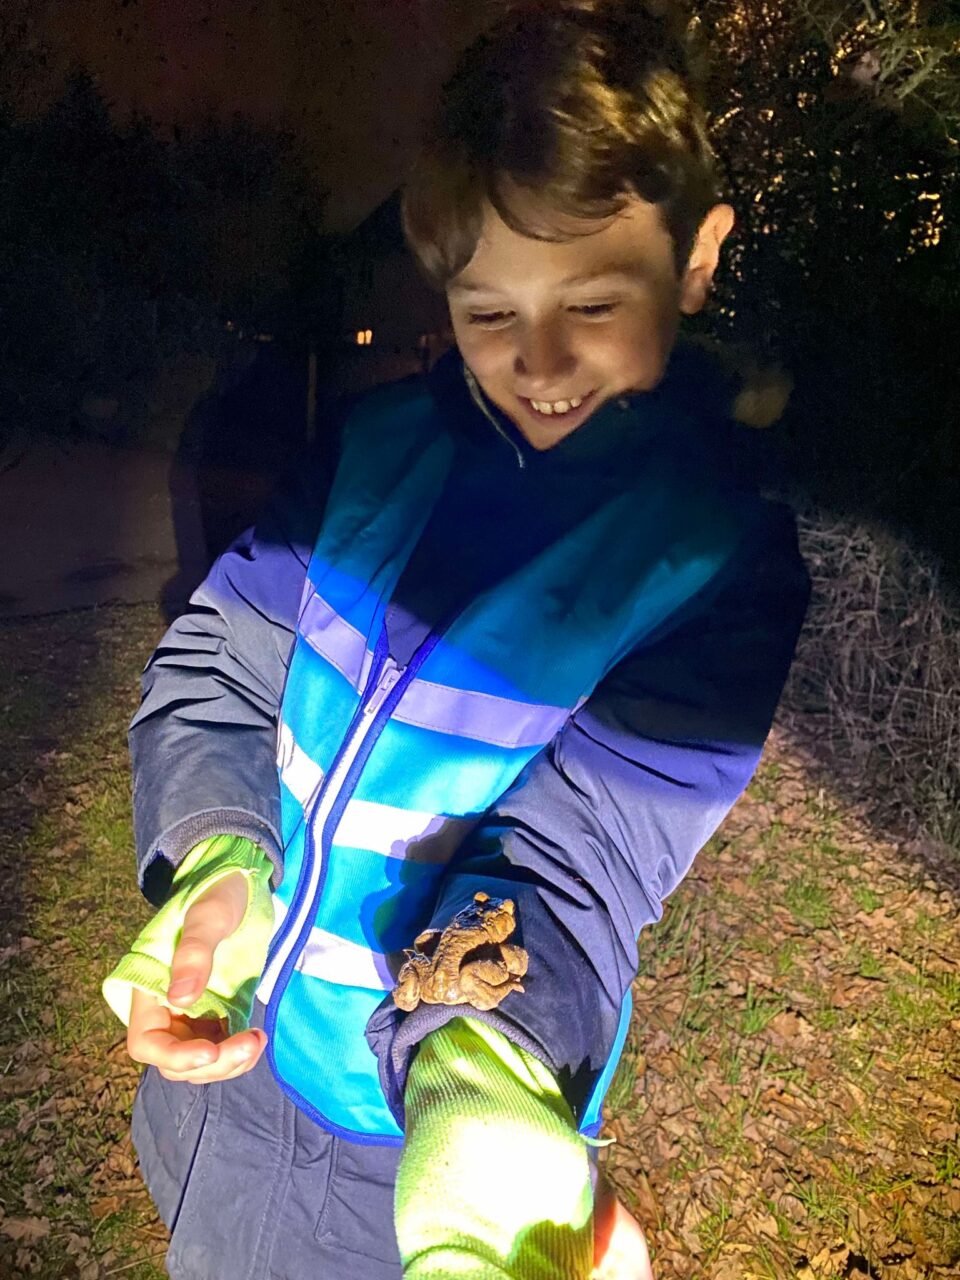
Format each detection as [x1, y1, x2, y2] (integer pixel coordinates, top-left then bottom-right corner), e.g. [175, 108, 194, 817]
[396, 1017, 594, 1280]
[102, 835, 273, 1036]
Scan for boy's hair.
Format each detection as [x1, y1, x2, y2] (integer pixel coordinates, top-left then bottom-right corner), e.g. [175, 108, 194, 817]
[402, 0, 719, 289]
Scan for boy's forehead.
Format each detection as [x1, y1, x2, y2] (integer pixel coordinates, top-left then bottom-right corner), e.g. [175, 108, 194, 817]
[448, 195, 675, 294]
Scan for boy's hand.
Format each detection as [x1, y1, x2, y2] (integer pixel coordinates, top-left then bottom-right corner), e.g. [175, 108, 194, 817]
[592, 1172, 654, 1280]
[125, 872, 267, 1084]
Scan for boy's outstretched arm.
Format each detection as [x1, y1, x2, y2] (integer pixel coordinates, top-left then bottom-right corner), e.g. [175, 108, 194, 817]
[370, 501, 810, 1146]
[396, 1017, 652, 1280]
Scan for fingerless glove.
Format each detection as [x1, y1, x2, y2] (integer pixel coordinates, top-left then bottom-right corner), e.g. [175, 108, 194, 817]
[396, 1016, 594, 1280]
[102, 835, 273, 1035]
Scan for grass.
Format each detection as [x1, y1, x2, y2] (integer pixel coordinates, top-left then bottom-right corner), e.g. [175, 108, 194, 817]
[932, 1139, 960, 1184]
[739, 984, 786, 1036]
[788, 1176, 848, 1231]
[783, 871, 834, 929]
[851, 884, 884, 913]
[696, 1196, 733, 1261]
[608, 742, 960, 1278]
[0, 605, 167, 1280]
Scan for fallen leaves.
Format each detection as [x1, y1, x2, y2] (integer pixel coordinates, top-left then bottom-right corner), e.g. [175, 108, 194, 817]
[0, 1216, 51, 1244]
[0, 606, 169, 1279]
[601, 725, 960, 1279]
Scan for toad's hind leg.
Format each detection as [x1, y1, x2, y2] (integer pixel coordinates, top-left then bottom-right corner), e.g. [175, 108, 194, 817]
[459, 963, 525, 1010]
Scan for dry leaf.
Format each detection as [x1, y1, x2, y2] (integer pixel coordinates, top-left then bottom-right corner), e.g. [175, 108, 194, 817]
[92, 1194, 123, 1221]
[0, 1216, 51, 1243]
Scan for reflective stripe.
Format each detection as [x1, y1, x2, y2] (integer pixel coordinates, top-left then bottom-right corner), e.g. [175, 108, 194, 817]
[300, 590, 574, 748]
[297, 573, 314, 624]
[397, 676, 571, 748]
[297, 928, 396, 991]
[261, 898, 395, 998]
[299, 592, 374, 688]
[277, 722, 325, 811]
[279, 723, 475, 861]
[333, 800, 475, 864]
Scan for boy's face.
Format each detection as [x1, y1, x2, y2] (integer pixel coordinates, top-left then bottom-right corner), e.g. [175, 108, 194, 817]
[446, 192, 733, 450]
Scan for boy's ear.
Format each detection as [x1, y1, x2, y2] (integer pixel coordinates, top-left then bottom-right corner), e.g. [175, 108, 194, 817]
[679, 203, 735, 316]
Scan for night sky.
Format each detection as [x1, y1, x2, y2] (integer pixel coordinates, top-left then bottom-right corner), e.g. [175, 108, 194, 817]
[41, 0, 486, 231]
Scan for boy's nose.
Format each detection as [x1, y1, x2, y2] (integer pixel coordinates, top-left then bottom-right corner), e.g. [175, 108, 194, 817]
[513, 326, 576, 395]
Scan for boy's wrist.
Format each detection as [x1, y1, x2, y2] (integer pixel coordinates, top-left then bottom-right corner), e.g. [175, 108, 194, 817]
[173, 834, 271, 889]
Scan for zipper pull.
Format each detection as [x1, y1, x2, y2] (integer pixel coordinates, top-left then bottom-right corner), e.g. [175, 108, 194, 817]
[363, 660, 402, 718]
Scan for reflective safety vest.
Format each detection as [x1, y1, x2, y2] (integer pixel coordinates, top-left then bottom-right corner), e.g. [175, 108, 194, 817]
[258, 373, 747, 1144]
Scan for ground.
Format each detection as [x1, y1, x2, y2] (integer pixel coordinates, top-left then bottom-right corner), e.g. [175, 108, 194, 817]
[0, 605, 957, 1280]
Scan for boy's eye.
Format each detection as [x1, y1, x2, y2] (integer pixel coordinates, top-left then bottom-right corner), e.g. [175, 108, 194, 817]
[467, 303, 617, 326]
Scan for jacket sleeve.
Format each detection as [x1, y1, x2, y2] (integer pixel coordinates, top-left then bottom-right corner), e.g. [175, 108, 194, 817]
[368, 500, 811, 1124]
[130, 450, 333, 907]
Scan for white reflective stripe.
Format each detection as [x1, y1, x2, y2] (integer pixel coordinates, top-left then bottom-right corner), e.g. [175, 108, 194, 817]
[296, 926, 395, 991]
[297, 574, 314, 624]
[299, 590, 576, 748]
[333, 801, 476, 865]
[396, 677, 571, 748]
[277, 721, 325, 811]
[299, 591, 373, 688]
[258, 897, 395, 997]
[278, 725, 474, 860]
[257, 895, 289, 1003]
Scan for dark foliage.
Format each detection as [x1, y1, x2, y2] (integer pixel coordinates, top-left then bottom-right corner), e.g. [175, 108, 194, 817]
[0, 70, 329, 451]
[687, 0, 960, 574]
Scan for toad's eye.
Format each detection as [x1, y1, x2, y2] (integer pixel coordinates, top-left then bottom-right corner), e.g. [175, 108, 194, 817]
[468, 311, 513, 326]
[571, 303, 617, 317]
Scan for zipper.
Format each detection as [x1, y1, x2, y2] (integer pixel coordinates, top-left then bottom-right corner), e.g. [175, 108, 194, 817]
[462, 361, 526, 471]
[260, 654, 402, 997]
[262, 611, 455, 1136]
[362, 659, 401, 718]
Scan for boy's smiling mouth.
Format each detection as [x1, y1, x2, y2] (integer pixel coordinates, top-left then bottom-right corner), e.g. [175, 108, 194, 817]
[519, 389, 597, 424]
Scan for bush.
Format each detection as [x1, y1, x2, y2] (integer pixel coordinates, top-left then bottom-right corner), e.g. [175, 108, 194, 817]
[783, 507, 960, 850]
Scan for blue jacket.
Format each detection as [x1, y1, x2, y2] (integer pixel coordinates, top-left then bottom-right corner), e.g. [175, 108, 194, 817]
[130, 342, 810, 1141]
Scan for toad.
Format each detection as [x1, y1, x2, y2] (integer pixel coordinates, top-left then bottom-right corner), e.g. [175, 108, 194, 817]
[392, 891, 529, 1012]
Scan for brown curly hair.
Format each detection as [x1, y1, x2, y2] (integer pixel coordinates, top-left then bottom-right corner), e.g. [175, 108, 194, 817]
[401, 0, 720, 289]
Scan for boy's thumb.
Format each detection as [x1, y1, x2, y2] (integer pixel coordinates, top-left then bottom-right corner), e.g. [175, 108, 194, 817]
[167, 916, 220, 1006]
[166, 871, 249, 1006]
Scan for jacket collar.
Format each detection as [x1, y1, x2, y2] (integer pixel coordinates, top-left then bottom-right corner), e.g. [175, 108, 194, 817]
[426, 341, 725, 474]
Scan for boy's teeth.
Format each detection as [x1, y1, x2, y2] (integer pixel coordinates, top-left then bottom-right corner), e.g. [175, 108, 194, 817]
[530, 395, 585, 414]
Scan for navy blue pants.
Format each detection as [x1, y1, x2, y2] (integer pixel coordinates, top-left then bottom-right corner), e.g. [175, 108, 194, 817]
[132, 1034, 403, 1279]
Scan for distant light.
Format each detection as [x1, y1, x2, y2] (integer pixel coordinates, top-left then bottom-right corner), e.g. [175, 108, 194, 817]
[355, 329, 373, 346]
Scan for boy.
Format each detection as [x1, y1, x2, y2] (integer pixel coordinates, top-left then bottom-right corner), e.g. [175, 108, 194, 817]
[103, 2, 810, 1276]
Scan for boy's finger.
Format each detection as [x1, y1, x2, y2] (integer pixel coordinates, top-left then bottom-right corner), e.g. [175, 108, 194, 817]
[157, 1029, 267, 1084]
[127, 990, 221, 1071]
[592, 1174, 653, 1280]
[166, 922, 219, 1006]
[166, 873, 249, 1006]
